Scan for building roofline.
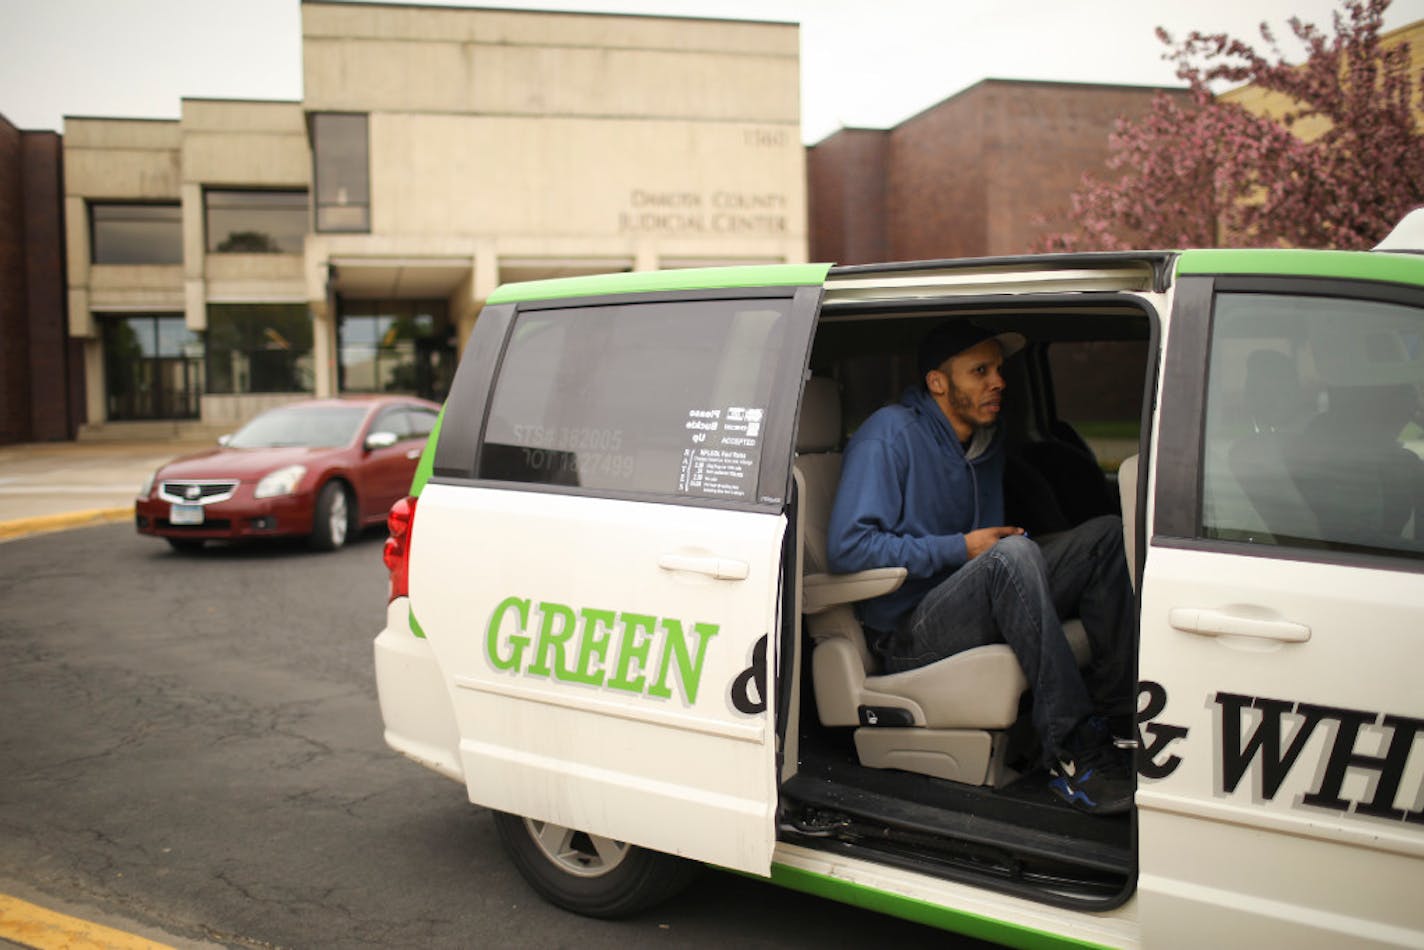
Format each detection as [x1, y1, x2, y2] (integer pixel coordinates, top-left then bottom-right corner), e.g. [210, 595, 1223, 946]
[181, 97, 303, 106]
[808, 76, 1191, 147]
[299, 0, 797, 29]
[895, 76, 1191, 128]
[61, 114, 180, 124]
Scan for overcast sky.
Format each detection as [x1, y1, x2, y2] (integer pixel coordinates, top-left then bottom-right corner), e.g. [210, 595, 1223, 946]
[2, 0, 1421, 143]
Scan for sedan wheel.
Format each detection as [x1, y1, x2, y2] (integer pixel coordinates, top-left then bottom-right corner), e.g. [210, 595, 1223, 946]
[309, 481, 352, 551]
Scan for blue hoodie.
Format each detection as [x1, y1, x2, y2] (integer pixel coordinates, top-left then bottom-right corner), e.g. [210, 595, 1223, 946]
[826, 386, 1005, 633]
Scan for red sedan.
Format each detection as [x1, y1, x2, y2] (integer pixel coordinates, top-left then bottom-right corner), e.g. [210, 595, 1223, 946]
[136, 396, 440, 553]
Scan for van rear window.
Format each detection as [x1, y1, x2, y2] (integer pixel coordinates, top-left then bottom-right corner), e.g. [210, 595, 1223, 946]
[478, 298, 793, 504]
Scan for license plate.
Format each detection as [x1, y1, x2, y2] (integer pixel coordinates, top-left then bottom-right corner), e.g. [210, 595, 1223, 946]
[170, 504, 204, 526]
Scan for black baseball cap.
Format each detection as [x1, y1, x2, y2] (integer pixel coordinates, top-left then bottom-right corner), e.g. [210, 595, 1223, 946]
[917, 322, 1026, 380]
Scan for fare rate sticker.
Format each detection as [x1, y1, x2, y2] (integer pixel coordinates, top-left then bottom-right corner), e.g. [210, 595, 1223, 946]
[679, 406, 765, 499]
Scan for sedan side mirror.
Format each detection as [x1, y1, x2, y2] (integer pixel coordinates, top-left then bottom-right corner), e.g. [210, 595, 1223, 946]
[365, 431, 399, 451]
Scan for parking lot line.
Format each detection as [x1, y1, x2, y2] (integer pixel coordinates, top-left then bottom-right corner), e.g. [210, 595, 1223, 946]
[0, 892, 175, 949]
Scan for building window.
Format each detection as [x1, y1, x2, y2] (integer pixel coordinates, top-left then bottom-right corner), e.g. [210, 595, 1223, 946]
[205, 190, 308, 253]
[312, 113, 370, 232]
[101, 314, 201, 420]
[338, 300, 452, 398]
[90, 203, 182, 264]
[205, 303, 314, 394]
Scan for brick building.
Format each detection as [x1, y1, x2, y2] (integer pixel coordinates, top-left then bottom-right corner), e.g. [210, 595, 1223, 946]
[808, 79, 1191, 264]
[0, 112, 77, 443]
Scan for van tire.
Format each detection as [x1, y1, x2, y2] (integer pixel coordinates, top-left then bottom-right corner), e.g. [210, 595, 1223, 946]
[309, 481, 353, 551]
[491, 810, 698, 918]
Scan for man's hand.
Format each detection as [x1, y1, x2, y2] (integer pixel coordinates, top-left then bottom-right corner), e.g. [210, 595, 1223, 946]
[964, 526, 1026, 559]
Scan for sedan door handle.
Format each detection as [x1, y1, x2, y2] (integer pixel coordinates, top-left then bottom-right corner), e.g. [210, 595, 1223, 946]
[1168, 607, 1311, 643]
[658, 554, 749, 580]
[406, 449, 422, 460]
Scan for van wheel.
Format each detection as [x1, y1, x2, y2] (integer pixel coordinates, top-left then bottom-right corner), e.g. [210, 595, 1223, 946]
[491, 811, 697, 918]
[309, 481, 353, 551]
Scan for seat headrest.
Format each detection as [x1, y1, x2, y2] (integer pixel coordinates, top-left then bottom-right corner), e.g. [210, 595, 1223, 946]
[798, 377, 842, 453]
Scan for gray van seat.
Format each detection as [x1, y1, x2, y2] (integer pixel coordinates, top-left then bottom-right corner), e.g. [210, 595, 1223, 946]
[795, 378, 1088, 787]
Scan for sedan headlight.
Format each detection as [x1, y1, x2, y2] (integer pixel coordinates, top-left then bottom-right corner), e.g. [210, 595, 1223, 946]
[255, 464, 307, 499]
[138, 469, 159, 499]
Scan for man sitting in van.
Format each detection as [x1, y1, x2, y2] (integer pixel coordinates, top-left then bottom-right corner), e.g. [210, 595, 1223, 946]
[826, 323, 1135, 815]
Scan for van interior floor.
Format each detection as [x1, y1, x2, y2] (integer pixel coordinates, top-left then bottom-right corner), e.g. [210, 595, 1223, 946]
[781, 741, 1132, 900]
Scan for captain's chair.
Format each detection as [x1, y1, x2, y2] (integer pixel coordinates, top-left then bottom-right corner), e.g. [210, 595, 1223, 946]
[795, 377, 1088, 787]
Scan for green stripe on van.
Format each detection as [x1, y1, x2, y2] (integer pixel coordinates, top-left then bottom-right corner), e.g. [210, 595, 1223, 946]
[408, 404, 445, 499]
[762, 862, 1112, 950]
[485, 263, 832, 305]
[1177, 248, 1424, 286]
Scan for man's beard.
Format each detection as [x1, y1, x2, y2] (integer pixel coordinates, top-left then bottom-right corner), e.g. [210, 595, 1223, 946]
[947, 380, 979, 428]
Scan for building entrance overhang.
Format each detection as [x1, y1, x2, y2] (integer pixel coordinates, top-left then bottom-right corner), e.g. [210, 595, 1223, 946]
[327, 257, 472, 299]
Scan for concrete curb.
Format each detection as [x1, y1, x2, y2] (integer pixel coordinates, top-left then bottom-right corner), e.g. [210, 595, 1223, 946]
[0, 506, 132, 543]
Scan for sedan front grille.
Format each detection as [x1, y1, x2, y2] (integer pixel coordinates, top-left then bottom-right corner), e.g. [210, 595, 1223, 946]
[159, 480, 239, 505]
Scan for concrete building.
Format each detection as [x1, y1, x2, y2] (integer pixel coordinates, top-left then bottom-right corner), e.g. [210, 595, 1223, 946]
[808, 79, 1191, 264]
[59, 1, 806, 434]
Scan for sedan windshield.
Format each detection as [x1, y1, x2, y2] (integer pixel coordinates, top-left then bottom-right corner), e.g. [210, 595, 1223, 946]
[228, 406, 368, 449]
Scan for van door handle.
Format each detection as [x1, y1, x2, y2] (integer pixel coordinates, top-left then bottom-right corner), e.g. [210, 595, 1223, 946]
[658, 554, 749, 580]
[1168, 608, 1311, 643]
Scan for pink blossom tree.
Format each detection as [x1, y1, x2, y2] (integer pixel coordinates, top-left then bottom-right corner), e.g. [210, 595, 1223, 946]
[1039, 0, 1423, 251]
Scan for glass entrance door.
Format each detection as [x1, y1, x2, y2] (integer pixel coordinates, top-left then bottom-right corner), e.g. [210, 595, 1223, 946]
[337, 299, 455, 402]
[102, 315, 202, 420]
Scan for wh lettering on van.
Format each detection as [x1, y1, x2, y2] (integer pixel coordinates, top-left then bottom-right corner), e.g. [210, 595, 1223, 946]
[1214, 691, 1424, 824]
[485, 596, 719, 706]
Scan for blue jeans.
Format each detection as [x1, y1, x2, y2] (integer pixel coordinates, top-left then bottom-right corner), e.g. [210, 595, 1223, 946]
[877, 515, 1135, 768]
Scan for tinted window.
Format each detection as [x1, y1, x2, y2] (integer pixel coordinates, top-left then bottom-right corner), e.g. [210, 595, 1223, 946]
[1201, 292, 1424, 559]
[91, 203, 182, 264]
[479, 298, 793, 503]
[206, 304, 314, 395]
[205, 190, 308, 253]
[312, 113, 369, 233]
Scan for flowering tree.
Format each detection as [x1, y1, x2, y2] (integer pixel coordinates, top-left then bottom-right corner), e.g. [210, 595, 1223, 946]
[1039, 0, 1424, 251]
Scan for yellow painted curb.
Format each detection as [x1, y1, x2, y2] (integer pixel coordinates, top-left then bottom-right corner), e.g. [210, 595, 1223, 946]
[0, 892, 175, 949]
[0, 506, 132, 542]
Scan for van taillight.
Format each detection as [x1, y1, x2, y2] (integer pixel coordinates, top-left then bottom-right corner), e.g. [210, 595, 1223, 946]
[383, 495, 416, 602]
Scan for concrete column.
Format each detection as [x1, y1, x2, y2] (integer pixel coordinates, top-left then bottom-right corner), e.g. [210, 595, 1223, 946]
[83, 339, 105, 424]
[311, 296, 336, 397]
[634, 239, 658, 272]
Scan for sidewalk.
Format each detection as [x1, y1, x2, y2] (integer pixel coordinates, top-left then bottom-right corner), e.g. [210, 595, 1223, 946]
[0, 438, 214, 542]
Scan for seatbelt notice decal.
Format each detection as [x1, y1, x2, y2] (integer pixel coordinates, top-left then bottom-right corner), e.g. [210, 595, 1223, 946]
[679, 406, 765, 499]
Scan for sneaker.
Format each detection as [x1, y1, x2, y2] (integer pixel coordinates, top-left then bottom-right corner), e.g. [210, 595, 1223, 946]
[1049, 732, 1134, 816]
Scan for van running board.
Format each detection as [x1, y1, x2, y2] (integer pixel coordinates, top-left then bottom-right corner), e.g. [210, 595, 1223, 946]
[780, 771, 1131, 880]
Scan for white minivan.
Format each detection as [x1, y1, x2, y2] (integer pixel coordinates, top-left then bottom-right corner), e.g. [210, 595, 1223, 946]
[376, 214, 1424, 948]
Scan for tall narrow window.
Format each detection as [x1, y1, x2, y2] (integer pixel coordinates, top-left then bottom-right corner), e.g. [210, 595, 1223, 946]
[205, 190, 308, 253]
[90, 203, 182, 264]
[312, 113, 370, 232]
